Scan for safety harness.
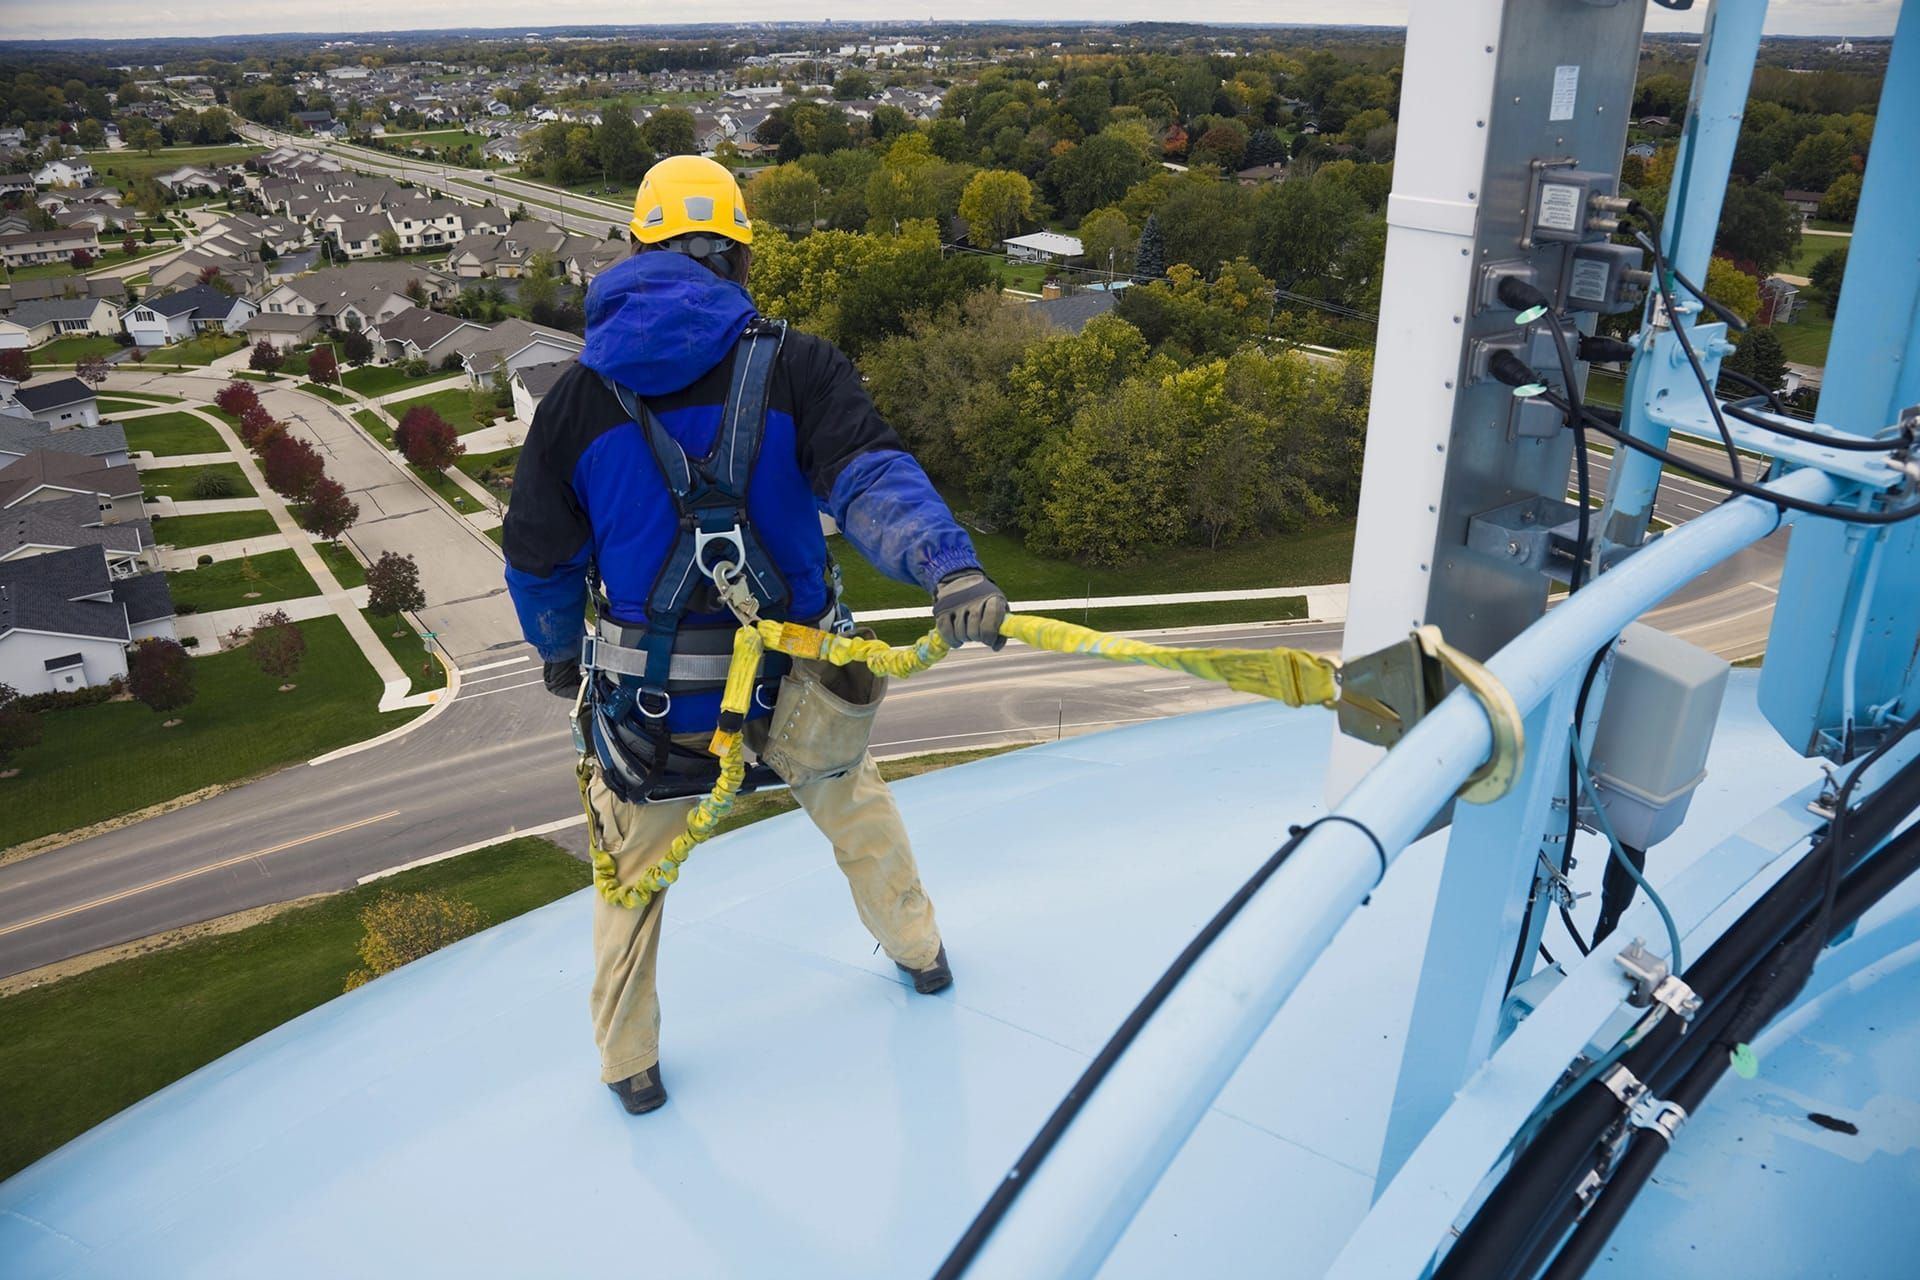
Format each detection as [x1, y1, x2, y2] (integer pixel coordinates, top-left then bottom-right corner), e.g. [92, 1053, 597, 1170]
[578, 318, 802, 805]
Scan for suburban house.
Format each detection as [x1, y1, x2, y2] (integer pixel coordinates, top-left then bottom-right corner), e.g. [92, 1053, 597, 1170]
[1783, 189, 1824, 219]
[1759, 275, 1804, 325]
[0, 449, 143, 523]
[0, 545, 176, 695]
[0, 227, 99, 269]
[446, 221, 591, 279]
[322, 211, 395, 259]
[1003, 231, 1084, 264]
[509, 361, 571, 420]
[386, 198, 468, 252]
[457, 319, 585, 387]
[0, 297, 123, 349]
[147, 251, 268, 297]
[122, 285, 258, 348]
[0, 491, 154, 575]
[256, 262, 452, 332]
[0, 174, 34, 197]
[0, 418, 130, 467]
[155, 165, 224, 197]
[0, 275, 124, 316]
[566, 240, 626, 287]
[235, 311, 322, 352]
[54, 203, 134, 234]
[1031, 289, 1121, 335]
[371, 306, 489, 365]
[10, 379, 102, 429]
[32, 158, 95, 187]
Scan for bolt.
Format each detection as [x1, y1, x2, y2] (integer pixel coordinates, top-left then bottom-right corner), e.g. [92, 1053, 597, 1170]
[1507, 540, 1522, 556]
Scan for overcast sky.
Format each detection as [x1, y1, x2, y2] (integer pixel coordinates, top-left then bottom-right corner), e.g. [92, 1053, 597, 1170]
[0, 0, 1901, 44]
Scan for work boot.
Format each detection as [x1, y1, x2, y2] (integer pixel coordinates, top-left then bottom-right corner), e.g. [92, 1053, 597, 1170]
[896, 944, 952, 995]
[608, 1064, 667, 1115]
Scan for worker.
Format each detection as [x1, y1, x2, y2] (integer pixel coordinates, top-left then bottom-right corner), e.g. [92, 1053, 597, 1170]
[503, 156, 1008, 1116]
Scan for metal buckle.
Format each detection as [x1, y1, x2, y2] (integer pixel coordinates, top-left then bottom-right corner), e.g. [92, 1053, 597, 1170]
[637, 690, 672, 719]
[754, 683, 779, 711]
[1603, 1064, 1688, 1142]
[693, 524, 747, 580]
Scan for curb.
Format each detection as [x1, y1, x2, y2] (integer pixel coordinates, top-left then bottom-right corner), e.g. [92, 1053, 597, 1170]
[356, 813, 587, 884]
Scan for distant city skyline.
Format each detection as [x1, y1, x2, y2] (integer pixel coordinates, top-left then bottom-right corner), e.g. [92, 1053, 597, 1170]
[1, 1, 1902, 44]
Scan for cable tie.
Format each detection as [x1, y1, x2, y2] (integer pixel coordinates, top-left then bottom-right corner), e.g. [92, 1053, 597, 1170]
[1289, 814, 1390, 895]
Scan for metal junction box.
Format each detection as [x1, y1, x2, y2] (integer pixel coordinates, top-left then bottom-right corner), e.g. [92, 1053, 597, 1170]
[1588, 624, 1731, 848]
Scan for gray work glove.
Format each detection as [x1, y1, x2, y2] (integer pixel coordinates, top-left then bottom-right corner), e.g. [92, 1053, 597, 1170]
[933, 570, 1008, 651]
[543, 658, 582, 698]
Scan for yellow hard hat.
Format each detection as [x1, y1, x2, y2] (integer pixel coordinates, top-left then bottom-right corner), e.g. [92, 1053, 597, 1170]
[629, 155, 753, 246]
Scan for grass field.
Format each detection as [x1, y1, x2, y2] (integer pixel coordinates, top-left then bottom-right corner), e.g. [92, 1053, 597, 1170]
[315, 541, 366, 588]
[830, 516, 1358, 613]
[0, 836, 587, 1178]
[486, 525, 505, 546]
[140, 461, 256, 501]
[352, 408, 396, 447]
[0, 616, 417, 851]
[146, 333, 246, 368]
[340, 364, 458, 398]
[865, 596, 1308, 645]
[300, 382, 354, 405]
[1785, 236, 1845, 279]
[390, 385, 487, 433]
[166, 548, 321, 614]
[455, 445, 519, 497]
[410, 463, 477, 510]
[150, 510, 280, 549]
[1765, 312, 1833, 367]
[30, 334, 119, 364]
[89, 145, 264, 188]
[121, 411, 226, 456]
[989, 258, 1051, 292]
[363, 608, 445, 695]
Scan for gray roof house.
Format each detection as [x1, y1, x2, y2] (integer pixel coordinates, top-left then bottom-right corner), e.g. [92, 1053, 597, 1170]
[0, 418, 128, 466]
[0, 491, 152, 575]
[0, 544, 140, 694]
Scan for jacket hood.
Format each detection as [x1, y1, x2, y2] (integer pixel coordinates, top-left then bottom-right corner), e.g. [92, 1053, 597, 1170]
[579, 252, 758, 396]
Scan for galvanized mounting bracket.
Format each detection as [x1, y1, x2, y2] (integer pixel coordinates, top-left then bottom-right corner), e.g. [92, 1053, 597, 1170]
[1614, 938, 1703, 1022]
[1337, 626, 1526, 803]
[1604, 1064, 1689, 1143]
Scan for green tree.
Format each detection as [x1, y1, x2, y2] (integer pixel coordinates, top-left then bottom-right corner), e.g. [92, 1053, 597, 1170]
[378, 227, 401, 257]
[1078, 207, 1137, 279]
[1722, 326, 1789, 394]
[1703, 257, 1762, 325]
[1134, 212, 1167, 281]
[1818, 172, 1861, 222]
[746, 163, 823, 233]
[1716, 181, 1800, 275]
[641, 108, 697, 157]
[957, 169, 1034, 245]
[1040, 377, 1189, 563]
[596, 103, 651, 184]
[832, 70, 874, 101]
[1784, 131, 1853, 192]
[518, 250, 559, 314]
[343, 890, 485, 991]
[1808, 245, 1849, 310]
[1046, 131, 1155, 221]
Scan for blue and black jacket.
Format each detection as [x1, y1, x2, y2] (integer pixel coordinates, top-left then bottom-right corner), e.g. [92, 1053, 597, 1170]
[503, 251, 981, 733]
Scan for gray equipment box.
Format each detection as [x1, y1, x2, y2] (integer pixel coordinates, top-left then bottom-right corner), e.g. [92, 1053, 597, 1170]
[1588, 624, 1731, 849]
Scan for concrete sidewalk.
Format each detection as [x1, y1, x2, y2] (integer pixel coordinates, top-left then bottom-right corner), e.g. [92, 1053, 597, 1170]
[174, 586, 370, 649]
[157, 533, 290, 570]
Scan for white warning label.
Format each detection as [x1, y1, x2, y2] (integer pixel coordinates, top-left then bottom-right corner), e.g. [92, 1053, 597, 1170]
[1551, 65, 1580, 121]
[1537, 183, 1582, 233]
[1569, 257, 1610, 303]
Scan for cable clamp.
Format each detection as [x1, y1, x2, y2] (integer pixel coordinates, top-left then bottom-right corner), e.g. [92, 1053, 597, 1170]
[1613, 938, 1700, 1022]
[1603, 1064, 1689, 1143]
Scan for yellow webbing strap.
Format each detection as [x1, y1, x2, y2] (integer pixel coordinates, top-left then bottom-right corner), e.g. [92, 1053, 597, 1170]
[587, 611, 1506, 908]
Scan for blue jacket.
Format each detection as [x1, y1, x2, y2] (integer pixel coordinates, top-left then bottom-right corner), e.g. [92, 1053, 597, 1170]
[503, 252, 980, 732]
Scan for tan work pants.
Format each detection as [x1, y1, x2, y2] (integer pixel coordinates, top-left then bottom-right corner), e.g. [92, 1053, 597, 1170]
[586, 725, 941, 1084]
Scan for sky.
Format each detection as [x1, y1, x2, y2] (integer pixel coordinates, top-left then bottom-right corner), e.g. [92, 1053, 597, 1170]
[0, 0, 1901, 43]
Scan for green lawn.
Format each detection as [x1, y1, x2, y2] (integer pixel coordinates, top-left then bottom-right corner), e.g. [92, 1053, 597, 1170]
[121, 411, 226, 456]
[341, 364, 458, 398]
[352, 408, 396, 447]
[865, 596, 1308, 646]
[150, 510, 280, 548]
[363, 608, 445, 695]
[316, 541, 366, 588]
[166, 548, 321, 614]
[1765, 312, 1833, 368]
[30, 334, 119, 364]
[409, 463, 477, 511]
[98, 392, 185, 411]
[830, 516, 1359, 612]
[455, 446, 519, 497]
[147, 333, 247, 368]
[989, 258, 1050, 292]
[1785, 237, 1843, 279]
[90, 145, 265, 188]
[0, 616, 418, 851]
[486, 525, 505, 546]
[0, 835, 587, 1178]
[300, 382, 354, 405]
[140, 461, 256, 501]
[390, 385, 488, 433]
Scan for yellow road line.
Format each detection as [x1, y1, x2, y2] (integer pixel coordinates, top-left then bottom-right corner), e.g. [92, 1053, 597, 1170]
[0, 810, 403, 939]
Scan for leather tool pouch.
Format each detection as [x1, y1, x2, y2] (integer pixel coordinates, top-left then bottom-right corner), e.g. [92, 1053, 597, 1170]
[761, 653, 887, 787]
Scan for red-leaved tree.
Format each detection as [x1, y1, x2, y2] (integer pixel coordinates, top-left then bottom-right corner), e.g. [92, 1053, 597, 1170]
[70, 248, 94, 269]
[215, 381, 259, 416]
[308, 346, 339, 386]
[249, 610, 307, 686]
[249, 340, 285, 376]
[75, 355, 110, 387]
[120, 234, 138, 256]
[0, 349, 30, 383]
[296, 476, 359, 542]
[236, 403, 278, 450]
[128, 639, 195, 716]
[366, 550, 426, 618]
[395, 406, 465, 471]
[262, 435, 325, 500]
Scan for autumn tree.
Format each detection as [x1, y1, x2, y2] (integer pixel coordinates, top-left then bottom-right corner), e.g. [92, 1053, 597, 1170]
[0, 349, 30, 383]
[237, 403, 279, 450]
[395, 405, 465, 470]
[128, 638, 195, 716]
[215, 381, 259, 416]
[75, 355, 110, 387]
[295, 476, 359, 542]
[342, 889, 485, 991]
[262, 435, 325, 500]
[249, 340, 285, 376]
[70, 248, 93, 269]
[307, 346, 339, 386]
[957, 169, 1034, 246]
[366, 550, 426, 618]
[747, 163, 823, 234]
[248, 609, 307, 686]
